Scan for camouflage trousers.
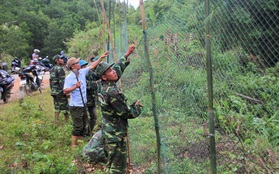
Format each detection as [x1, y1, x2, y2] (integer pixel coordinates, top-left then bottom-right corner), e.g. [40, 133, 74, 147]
[86, 105, 97, 135]
[52, 94, 69, 113]
[85, 95, 97, 135]
[105, 138, 127, 174]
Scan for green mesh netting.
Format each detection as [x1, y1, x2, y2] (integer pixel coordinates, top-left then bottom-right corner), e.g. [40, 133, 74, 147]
[112, 0, 278, 173]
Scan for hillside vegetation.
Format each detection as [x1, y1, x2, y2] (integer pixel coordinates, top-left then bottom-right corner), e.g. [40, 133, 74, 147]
[1, 0, 278, 173]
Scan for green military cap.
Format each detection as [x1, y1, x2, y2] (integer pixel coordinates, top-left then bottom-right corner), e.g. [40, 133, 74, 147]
[53, 54, 62, 62]
[96, 62, 115, 78]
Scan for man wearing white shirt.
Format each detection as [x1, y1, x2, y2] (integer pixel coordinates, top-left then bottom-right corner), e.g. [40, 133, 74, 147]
[63, 51, 109, 148]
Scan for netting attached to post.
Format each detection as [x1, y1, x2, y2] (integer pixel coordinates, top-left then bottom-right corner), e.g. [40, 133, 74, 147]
[117, 0, 278, 173]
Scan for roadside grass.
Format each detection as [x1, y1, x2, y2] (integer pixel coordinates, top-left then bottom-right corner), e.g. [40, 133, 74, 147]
[0, 86, 222, 173]
[0, 87, 179, 173]
[0, 88, 103, 173]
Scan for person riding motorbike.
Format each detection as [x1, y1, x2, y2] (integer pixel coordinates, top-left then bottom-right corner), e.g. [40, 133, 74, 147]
[32, 49, 40, 60]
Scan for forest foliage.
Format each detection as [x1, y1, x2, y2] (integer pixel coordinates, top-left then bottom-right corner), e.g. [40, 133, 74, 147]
[0, 0, 134, 62]
[0, 0, 277, 65]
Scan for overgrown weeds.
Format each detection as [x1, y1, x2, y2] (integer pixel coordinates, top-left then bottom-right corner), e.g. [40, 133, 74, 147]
[0, 89, 101, 173]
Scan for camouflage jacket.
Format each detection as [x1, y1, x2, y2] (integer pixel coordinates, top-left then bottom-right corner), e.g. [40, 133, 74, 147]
[99, 57, 142, 143]
[49, 65, 66, 96]
[86, 69, 99, 106]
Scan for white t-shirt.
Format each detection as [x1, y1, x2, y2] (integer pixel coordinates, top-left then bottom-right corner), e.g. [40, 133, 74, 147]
[63, 67, 90, 107]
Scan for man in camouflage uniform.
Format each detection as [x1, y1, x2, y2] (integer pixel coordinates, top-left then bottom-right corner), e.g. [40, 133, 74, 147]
[78, 58, 99, 136]
[96, 44, 143, 174]
[49, 55, 69, 125]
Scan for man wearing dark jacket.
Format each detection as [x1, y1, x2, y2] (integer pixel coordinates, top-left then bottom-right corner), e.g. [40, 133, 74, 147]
[49, 55, 69, 125]
[85, 57, 100, 135]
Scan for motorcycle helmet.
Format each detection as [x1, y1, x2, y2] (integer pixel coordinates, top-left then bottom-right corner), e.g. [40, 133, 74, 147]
[34, 49, 40, 53]
[1, 62, 8, 71]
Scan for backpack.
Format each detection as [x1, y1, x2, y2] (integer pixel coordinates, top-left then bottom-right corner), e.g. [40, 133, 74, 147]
[82, 130, 107, 165]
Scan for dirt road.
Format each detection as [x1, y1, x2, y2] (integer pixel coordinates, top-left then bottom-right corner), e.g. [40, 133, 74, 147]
[0, 72, 50, 104]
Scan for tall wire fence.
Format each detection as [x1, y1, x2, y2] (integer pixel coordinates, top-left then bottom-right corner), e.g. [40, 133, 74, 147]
[113, 0, 278, 173]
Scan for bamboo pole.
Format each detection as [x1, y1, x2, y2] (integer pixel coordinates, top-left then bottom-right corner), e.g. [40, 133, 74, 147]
[100, 0, 123, 92]
[107, 0, 111, 60]
[100, 0, 107, 55]
[140, 0, 162, 173]
[121, 1, 133, 172]
[205, 0, 217, 173]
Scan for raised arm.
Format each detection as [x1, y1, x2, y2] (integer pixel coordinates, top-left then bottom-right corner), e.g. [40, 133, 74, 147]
[89, 51, 109, 70]
[113, 44, 136, 80]
[124, 44, 135, 59]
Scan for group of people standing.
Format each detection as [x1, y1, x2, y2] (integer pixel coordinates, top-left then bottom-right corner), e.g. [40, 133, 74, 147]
[49, 44, 143, 174]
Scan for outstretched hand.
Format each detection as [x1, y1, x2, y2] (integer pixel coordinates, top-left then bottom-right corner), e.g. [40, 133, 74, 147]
[89, 51, 109, 70]
[136, 100, 143, 107]
[125, 44, 136, 58]
[100, 51, 109, 59]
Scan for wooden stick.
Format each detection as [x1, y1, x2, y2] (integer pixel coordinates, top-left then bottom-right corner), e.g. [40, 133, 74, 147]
[100, 0, 123, 93]
[235, 92, 264, 104]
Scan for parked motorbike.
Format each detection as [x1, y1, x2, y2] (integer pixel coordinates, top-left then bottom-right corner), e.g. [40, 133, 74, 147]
[11, 57, 22, 74]
[29, 59, 45, 82]
[1, 61, 8, 71]
[0, 69, 15, 103]
[18, 64, 43, 97]
[60, 51, 68, 64]
[39, 56, 53, 71]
